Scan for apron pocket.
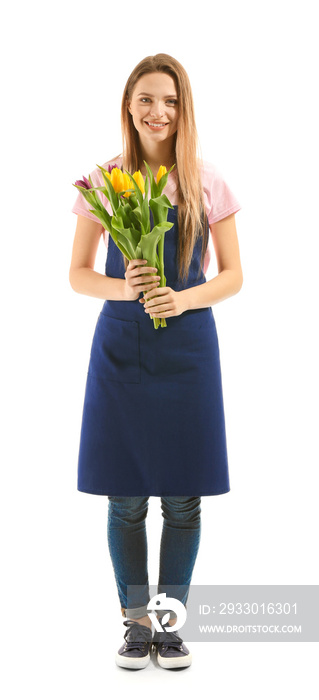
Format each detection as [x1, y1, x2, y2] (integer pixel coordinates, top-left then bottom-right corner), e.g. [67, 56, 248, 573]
[88, 313, 141, 384]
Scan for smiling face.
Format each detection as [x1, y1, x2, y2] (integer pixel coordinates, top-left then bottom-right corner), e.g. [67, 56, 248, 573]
[127, 72, 179, 146]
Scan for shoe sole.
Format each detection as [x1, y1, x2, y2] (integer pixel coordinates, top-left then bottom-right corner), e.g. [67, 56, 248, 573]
[157, 652, 192, 669]
[115, 652, 151, 669]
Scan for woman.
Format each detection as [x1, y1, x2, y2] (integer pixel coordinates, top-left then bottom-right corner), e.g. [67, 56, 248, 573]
[70, 53, 243, 670]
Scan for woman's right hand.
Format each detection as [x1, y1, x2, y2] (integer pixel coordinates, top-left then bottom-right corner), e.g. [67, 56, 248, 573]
[124, 259, 160, 301]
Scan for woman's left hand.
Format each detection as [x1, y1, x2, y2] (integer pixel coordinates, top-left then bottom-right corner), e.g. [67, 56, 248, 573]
[139, 286, 188, 318]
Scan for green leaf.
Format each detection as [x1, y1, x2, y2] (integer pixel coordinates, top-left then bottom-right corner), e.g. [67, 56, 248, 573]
[130, 211, 143, 232]
[111, 217, 137, 258]
[150, 194, 174, 209]
[144, 170, 149, 199]
[73, 185, 95, 202]
[111, 218, 136, 242]
[86, 188, 109, 213]
[86, 175, 106, 210]
[144, 161, 160, 199]
[88, 185, 108, 195]
[88, 209, 112, 232]
[108, 223, 134, 259]
[149, 220, 174, 237]
[116, 232, 137, 259]
[75, 183, 114, 234]
[118, 202, 133, 228]
[136, 244, 143, 259]
[96, 167, 119, 214]
[124, 170, 144, 207]
[95, 163, 108, 175]
[126, 193, 138, 209]
[75, 187, 108, 219]
[131, 206, 142, 223]
[112, 212, 129, 235]
[149, 203, 166, 229]
[141, 193, 151, 234]
[128, 225, 142, 247]
[139, 221, 174, 266]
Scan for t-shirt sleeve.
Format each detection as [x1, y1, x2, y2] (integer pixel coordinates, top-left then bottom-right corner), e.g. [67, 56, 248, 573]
[202, 161, 242, 225]
[71, 166, 109, 225]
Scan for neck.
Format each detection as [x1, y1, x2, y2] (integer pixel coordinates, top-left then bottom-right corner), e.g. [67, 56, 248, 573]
[138, 136, 176, 176]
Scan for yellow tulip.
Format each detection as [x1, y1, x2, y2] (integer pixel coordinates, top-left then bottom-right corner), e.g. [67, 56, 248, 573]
[156, 165, 167, 184]
[132, 170, 145, 194]
[110, 167, 124, 193]
[122, 172, 134, 198]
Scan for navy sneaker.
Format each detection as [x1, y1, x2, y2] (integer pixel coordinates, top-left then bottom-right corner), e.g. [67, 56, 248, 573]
[115, 619, 153, 669]
[152, 627, 192, 669]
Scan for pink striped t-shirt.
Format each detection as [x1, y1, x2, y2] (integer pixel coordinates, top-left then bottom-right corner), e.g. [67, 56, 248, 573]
[71, 155, 241, 275]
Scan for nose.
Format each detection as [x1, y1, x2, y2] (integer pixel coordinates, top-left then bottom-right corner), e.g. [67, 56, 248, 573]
[149, 101, 164, 118]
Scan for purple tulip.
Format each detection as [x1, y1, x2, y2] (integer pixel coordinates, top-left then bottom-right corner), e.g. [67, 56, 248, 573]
[107, 163, 122, 173]
[75, 176, 92, 189]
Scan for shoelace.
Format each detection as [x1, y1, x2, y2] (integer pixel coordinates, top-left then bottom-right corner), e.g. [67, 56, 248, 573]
[154, 628, 184, 650]
[123, 620, 152, 650]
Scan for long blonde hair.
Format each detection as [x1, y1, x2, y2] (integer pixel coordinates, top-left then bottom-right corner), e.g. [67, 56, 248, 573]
[120, 53, 208, 285]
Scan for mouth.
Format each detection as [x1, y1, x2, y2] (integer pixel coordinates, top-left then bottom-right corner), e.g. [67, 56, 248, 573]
[144, 121, 169, 130]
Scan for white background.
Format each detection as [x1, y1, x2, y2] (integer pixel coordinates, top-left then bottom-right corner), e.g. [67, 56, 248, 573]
[1, 0, 318, 696]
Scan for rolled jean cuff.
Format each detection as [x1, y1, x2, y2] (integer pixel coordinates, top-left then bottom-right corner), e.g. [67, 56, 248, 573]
[124, 604, 150, 619]
[123, 605, 178, 620]
[155, 609, 179, 620]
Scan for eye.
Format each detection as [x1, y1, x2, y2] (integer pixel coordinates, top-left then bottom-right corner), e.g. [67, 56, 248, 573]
[140, 98, 150, 103]
[167, 100, 177, 105]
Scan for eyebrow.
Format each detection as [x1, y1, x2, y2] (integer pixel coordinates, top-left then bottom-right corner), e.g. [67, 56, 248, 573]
[137, 92, 178, 98]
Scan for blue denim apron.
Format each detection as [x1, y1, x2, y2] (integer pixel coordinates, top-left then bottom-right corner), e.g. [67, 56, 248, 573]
[77, 206, 230, 496]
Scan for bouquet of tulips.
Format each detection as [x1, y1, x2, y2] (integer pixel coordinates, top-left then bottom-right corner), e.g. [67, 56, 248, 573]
[73, 161, 175, 329]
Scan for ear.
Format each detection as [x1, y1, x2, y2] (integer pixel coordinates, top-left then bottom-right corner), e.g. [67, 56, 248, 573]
[126, 99, 132, 115]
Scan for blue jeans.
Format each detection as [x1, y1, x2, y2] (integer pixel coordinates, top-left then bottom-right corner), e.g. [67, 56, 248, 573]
[107, 496, 201, 620]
